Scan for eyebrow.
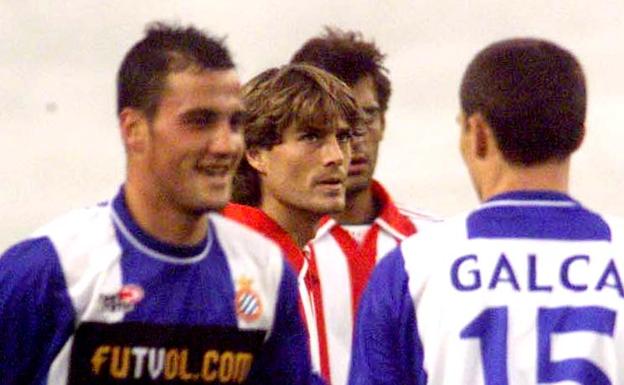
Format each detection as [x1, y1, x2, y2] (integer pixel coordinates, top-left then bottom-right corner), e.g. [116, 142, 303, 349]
[301, 123, 352, 133]
[362, 106, 381, 114]
[179, 108, 219, 124]
[179, 107, 245, 124]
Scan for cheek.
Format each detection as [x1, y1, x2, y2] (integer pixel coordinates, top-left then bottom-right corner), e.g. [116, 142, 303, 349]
[340, 143, 352, 164]
[267, 152, 303, 185]
[231, 135, 245, 160]
[371, 120, 384, 140]
[460, 133, 470, 162]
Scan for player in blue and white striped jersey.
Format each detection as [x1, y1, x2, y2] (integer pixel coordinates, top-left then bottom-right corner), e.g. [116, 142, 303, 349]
[349, 38, 624, 385]
[0, 23, 315, 385]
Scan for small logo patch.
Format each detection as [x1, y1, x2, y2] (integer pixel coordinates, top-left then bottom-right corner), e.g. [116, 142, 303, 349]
[235, 277, 263, 322]
[99, 284, 144, 313]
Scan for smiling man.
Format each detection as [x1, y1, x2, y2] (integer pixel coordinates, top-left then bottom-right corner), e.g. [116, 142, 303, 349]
[0, 23, 313, 385]
[223, 64, 362, 379]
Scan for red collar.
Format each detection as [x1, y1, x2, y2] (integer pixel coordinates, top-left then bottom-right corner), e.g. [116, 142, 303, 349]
[316, 180, 416, 238]
[222, 203, 306, 272]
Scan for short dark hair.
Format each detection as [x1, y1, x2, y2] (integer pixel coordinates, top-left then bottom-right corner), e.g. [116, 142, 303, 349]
[232, 64, 363, 206]
[117, 22, 234, 120]
[460, 38, 586, 165]
[290, 27, 391, 113]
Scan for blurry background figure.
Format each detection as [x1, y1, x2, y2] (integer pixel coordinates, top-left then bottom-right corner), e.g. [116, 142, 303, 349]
[291, 27, 436, 385]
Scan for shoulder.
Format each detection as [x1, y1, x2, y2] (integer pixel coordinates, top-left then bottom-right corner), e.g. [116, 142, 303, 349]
[0, 236, 61, 289]
[209, 212, 284, 270]
[1, 202, 116, 299]
[597, 213, 624, 244]
[396, 203, 443, 226]
[3, 202, 115, 265]
[33, 202, 116, 250]
[371, 180, 442, 226]
[402, 211, 468, 246]
[399, 211, 471, 274]
[26, 202, 118, 288]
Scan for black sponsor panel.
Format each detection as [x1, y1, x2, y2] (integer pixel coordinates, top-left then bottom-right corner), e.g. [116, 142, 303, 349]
[68, 322, 265, 384]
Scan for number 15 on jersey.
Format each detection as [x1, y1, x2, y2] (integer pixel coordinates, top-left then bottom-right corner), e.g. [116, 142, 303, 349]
[461, 306, 616, 385]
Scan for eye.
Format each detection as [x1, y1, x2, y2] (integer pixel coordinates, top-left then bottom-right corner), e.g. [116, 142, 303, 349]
[300, 131, 320, 142]
[181, 111, 218, 129]
[229, 111, 246, 133]
[363, 107, 380, 125]
[190, 117, 215, 128]
[337, 130, 353, 143]
[351, 125, 368, 139]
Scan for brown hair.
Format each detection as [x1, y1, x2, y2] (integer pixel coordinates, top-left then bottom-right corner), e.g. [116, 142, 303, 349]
[232, 64, 362, 206]
[290, 27, 391, 113]
[460, 38, 586, 165]
[117, 22, 234, 121]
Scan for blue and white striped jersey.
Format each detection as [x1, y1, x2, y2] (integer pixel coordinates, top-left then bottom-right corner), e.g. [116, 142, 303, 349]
[350, 190, 624, 385]
[0, 187, 313, 385]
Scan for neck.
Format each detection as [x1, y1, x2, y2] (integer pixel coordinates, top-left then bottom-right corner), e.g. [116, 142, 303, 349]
[124, 179, 209, 246]
[332, 185, 378, 225]
[260, 197, 321, 249]
[480, 158, 571, 201]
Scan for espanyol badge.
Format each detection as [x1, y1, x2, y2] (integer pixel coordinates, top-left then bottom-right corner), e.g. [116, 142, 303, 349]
[235, 277, 263, 322]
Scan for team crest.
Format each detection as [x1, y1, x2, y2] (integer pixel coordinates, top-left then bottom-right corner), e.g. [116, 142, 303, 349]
[235, 277, 263, 322]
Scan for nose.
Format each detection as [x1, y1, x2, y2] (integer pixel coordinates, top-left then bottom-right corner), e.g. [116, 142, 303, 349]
[210, 120, 241, 156]
[322, 135, 350, 168]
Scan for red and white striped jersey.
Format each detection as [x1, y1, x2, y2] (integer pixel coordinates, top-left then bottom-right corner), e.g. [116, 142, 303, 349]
[308, 181, 438, 385]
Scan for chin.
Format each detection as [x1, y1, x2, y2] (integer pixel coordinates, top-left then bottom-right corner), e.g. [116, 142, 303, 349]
[187, 198, 229, 215]
[314, 200, 345, 215]
[346, 178, 371, 196]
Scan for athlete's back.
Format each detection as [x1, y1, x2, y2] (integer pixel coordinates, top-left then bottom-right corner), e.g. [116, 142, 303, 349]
[348, 37, 618, 385]
[351, 192, 624, 384]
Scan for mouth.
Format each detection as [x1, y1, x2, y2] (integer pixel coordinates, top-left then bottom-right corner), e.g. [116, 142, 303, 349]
[348, 157, 369, 175]
[316, 175, 346, 190]
[195, 164, 233, 178]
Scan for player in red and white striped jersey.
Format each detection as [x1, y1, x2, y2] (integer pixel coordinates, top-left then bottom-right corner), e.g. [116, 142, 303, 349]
[222, 64, 365, 384]
[292, 29, 438, 385]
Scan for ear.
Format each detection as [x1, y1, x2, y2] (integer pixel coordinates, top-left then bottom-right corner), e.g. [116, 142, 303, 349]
[119, 108, 149, 153]
[245, 146, 268, 174]
[466, 113, 491, 159]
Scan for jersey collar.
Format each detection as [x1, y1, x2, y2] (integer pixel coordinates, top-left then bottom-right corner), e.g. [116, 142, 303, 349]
[111, 186, 212, 263]
[316, 180, 416, 239]
[482, 190, 579, 209]
[222, 203, 306, 273]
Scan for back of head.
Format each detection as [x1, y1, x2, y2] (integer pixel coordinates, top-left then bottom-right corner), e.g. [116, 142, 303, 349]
[232, 63, 362, 206]
[117, 22, 234, 120]
[290, 27, 391, 113]
[460, 38, 586, 166]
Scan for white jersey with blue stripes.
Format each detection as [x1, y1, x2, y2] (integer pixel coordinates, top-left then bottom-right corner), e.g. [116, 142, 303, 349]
[350, 190, 624, 385]
[0, 187, 313, 385]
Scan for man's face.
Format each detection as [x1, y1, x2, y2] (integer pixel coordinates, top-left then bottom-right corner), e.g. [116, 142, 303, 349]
[347, 75, 384, 195]
[256, 117, 352, 215]
[142, 68, 244, 214]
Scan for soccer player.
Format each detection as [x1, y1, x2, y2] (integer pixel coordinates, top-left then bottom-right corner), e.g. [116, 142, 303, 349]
[349, 38, 624, 385]
[0, 23, 314, 385]
[223, 63, 361, 378]
[291, 28, 436, 385]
